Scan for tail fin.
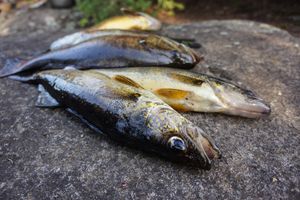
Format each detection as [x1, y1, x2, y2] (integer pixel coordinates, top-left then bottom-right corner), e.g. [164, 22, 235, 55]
[9, 73, 36, 83]
[0, 58, 26, 78]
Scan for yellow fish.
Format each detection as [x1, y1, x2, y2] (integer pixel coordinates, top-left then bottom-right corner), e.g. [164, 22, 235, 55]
[91, 67, 271, 118]
[88, 8, 162, 31]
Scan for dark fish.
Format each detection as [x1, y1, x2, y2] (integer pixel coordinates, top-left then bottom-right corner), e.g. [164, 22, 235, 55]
[0, 33, 202, 78]
[28, 69, 221, 169]
[50, 30, 202, 51]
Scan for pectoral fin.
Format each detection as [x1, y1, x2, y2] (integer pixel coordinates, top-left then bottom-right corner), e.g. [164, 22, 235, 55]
[35, 85, 60, 108]
[155, 88, 190, 100]
[113, 75, 144, 89]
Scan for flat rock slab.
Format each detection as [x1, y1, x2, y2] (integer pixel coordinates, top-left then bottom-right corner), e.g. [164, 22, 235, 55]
[0, 20, 299, 199]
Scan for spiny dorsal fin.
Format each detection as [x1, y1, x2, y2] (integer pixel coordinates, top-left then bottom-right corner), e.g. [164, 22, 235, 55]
[155, 88, 190, 100]
[113, 75, 144, 89]
[120, 8, 141, 16]
[169, 72, 205, 86]
[84, 72, 142, 101]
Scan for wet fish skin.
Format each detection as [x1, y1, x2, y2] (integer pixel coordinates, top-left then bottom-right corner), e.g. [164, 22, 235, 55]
[50, 30, 150, 51]
[31, 69, 221, 169]
[50, 30, 202, 52]
[0, 33, 201, 78]
[91, 67, 271, 118]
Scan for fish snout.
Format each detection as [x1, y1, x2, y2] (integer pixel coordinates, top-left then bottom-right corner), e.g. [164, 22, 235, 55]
[182, 125, 221, 169]
[148, 18, 162, 30]
[224, 96, 271, 118]
[181, 44, 203, 65]
[190, 49, 203, 64]
[212, 83, 272, 118]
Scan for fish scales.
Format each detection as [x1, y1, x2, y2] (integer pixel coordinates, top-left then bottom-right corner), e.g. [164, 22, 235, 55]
[30, 69, 221, 169]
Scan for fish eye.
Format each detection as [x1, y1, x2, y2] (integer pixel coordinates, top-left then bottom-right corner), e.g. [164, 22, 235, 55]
[168, 136, 186, 152]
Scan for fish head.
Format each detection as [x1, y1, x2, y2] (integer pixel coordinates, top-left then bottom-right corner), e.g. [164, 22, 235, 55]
[171, 43, 203, 66]
[207, 77, 271, 118]
[163, 124, 221, 170]
[147, 106, 221, 169]
[139, 13, 162, 30]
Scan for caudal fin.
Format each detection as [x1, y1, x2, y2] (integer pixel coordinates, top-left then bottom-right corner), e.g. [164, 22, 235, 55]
[8, 74, 36, 83]
[0, 58, 26, 78]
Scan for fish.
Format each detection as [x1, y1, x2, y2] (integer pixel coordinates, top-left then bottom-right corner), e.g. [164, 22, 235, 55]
[89, 67, 271, 118]
[0, 33, 202, 78]
[50, 30, 150, 51]
[26, 69, 221, 169]
[50, 30, 202, 51]
[88, 8, 162, 31]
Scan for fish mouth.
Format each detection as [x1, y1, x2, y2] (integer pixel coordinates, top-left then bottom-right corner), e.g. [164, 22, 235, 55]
[148, 18, 162, 30]
[183, 126, 221, 170]
[223, 101, 271, 118]
[190, 49, 203, 63]
[181, 44, 203, 64]
[208, 80, 271, 118]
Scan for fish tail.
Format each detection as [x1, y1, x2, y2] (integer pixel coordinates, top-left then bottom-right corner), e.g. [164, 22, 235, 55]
[8, 74, 36, 83]
[0, 58, 27, 78]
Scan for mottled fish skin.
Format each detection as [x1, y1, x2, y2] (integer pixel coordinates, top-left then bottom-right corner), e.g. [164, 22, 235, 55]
[31, 69, 221, 169]
[50, 30, 151, 51]
[0, 33, 201, 78]
[87, 9, 162, 32]
[91, 67, 271, 118]
[50, 30, 202, 51]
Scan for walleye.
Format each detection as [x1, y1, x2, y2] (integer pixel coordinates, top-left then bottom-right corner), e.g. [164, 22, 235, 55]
[88, 8, 162, 31]
[27, 69, 221, 169]
[0, 33, 201, 78]
[91, 67, 271, 118]
[50, 9, 161, 51]
[51, 30, 150, 51]
[50, 29, 201, 51]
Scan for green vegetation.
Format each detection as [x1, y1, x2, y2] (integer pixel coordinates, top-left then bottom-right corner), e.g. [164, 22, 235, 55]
[157, 0, 184, 16]
[76, 0, 184, 27]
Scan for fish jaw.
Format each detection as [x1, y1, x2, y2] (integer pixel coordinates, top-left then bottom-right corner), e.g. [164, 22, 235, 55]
[220, 96, 271, 118]
[143, 102, 221, 169]
[181, 125, 222, 169]
[177, 43, 203, 65]
[143, 14, 162, 31]
[208, 80, 271, 118]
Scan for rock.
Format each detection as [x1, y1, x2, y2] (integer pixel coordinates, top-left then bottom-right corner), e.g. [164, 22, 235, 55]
[0, 8, 78, 36]
[44, 16, 59, 28]
[0, 20, 299, 199]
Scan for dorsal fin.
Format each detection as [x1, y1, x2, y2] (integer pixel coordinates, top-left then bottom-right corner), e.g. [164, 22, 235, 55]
[120, 8, 142, 16]
[169, 72, 205, 86]
[155, 88, 190, 100]
[113, 75, 144, 89]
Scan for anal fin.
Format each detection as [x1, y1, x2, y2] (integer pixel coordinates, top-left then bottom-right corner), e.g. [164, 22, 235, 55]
[35, 85, 60, 108]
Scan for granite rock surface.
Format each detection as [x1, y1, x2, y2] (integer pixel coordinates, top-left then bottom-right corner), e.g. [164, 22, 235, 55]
[0, 20, 299, 199]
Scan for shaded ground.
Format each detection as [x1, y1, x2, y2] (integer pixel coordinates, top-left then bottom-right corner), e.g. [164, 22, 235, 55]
[160, 0, 300, 37]
[0, 7, 299, 200]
